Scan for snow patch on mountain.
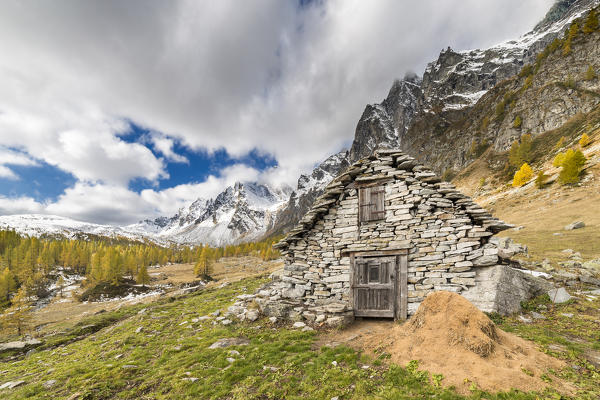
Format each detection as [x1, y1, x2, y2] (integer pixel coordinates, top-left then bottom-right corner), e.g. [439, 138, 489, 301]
[0, 181, 292, 246]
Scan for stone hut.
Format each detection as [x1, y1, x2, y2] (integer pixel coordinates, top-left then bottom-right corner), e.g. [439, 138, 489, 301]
[232, 149, 547, 326]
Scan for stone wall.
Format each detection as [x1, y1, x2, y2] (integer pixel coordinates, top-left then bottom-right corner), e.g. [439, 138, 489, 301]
[224, 150, 515, 326]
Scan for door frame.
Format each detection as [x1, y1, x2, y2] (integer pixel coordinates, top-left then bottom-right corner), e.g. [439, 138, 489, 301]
[348, 249, 408, 321]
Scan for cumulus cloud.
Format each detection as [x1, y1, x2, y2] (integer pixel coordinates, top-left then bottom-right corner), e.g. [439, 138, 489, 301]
[147, 132, 189, 164]
[0, 147, 39, 180]
[0, 163, 269, 225]
[0, 0, 553, 223]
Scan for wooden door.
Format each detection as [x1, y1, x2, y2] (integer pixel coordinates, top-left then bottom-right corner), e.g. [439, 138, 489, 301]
[353, 256, 396, 318]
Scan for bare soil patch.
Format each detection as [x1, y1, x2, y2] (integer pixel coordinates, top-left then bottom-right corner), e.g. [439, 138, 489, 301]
[318, 292, 572, 395]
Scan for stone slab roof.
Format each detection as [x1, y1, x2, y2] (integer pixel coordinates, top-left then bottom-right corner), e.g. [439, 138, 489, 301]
[275, 148, 512, 250]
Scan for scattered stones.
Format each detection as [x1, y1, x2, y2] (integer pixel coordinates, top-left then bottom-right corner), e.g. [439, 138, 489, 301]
[331, 361, 338, 367]
[121, 365, 137, 369]
[198, 316, 211, 321]
[263, 366, 279, 372]
[564, 221, 585, 230]
[561, 313, 573, 318]
[292, 321, 306, 329]
[0, 381, 25, 389]
[246, 310, 259, 322]
[268, 317, 277, 324]
[531, 312, 546, 320]
[135, 327, 143, 333]
[302, 326, 314, 332]
[548, 287, 572, 303]
[42, 380, 57, 389]
[226, 357, 236, 363]
[228, 350, 240, 356]
[182, 377, 199, 382]
[221, 319, 233, 326]
[114, 354, 123, 359]
[518, 315, 532, 324]
[212, 310, 221, 317]
[208, 338, 250, 349]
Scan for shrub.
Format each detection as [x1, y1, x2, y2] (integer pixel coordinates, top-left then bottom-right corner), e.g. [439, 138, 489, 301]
[535, 171, 548, 189]
[585, 65, 596, 81]
[508, 134, 532, 169]
[563, 21, 579, 56]
[469, 139, 489, 158]
[441, 169, 456, 182]
[512, 163, 534, 187]
[583, 8, 599, 33]
[513, 115, 522, 128]
[557, 149, 586, 184]
[553, 136, 566, 151]
[479, 177, 486, 188]
[480, 115, 490, 131]
[524, 75, 534, 90]
[518, 64, 533, 78]
[564, 75, 576, 89]
[579, 133, 591, 147]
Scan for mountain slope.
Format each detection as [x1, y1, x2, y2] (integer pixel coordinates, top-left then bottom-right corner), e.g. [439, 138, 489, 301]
[0, 182, 291, 246]
[267, 0, 600, 237]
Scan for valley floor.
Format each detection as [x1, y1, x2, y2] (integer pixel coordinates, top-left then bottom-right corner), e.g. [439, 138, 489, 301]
[0, 270, 599, 399]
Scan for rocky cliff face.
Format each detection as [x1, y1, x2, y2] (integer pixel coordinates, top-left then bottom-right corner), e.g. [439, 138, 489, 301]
[360, 0, 600, 174]
[268, 0, 600, 237]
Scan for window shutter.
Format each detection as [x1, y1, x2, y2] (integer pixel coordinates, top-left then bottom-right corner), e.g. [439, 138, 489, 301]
[370, 186, 385, 220]
[359, 186, 385, 223]
[359, 187, 371, 222]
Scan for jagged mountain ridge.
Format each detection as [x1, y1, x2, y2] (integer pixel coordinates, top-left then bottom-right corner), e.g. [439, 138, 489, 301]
[267, 0, 600, 236]
[130, 181, 292, 245]
[0, 182, 292, 246]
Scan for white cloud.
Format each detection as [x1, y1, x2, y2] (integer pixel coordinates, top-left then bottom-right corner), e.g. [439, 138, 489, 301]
[0, 162, 267, 224]
[0, 195, 44, 215]
[0, 0, 554, 222]
[0, 147, 39, 180]
[147, 132, 188, 164]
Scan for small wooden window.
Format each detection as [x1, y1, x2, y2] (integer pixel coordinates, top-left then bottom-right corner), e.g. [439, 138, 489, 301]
[359, 185, 385, 223]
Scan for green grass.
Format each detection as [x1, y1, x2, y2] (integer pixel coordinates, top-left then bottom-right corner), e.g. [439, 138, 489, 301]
[1, 276, 598, 399]
[496, 295, 600, 399]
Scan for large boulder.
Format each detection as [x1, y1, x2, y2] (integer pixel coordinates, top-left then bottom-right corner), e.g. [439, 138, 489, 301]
[462, 265, 551, 315]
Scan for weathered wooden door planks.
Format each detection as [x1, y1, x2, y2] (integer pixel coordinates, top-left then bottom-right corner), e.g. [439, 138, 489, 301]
[351, 253, 408, 320]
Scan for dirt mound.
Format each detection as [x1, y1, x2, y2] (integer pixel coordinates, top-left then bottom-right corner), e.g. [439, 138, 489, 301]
[407, 291, 500, 358]
[321, 291, 573, 395]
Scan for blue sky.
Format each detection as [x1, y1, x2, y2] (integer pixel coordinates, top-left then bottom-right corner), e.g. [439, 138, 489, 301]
[0, 0, 552, 224]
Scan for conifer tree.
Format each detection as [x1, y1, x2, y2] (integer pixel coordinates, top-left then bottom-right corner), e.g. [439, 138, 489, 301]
[2, 286, 31, 335]
[512, 163, 534, 187]
[583, 9, 599, 33]
[558, 149, 586, 184]
[136, 264, 150, 288]
[0, 267, 16, 306]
